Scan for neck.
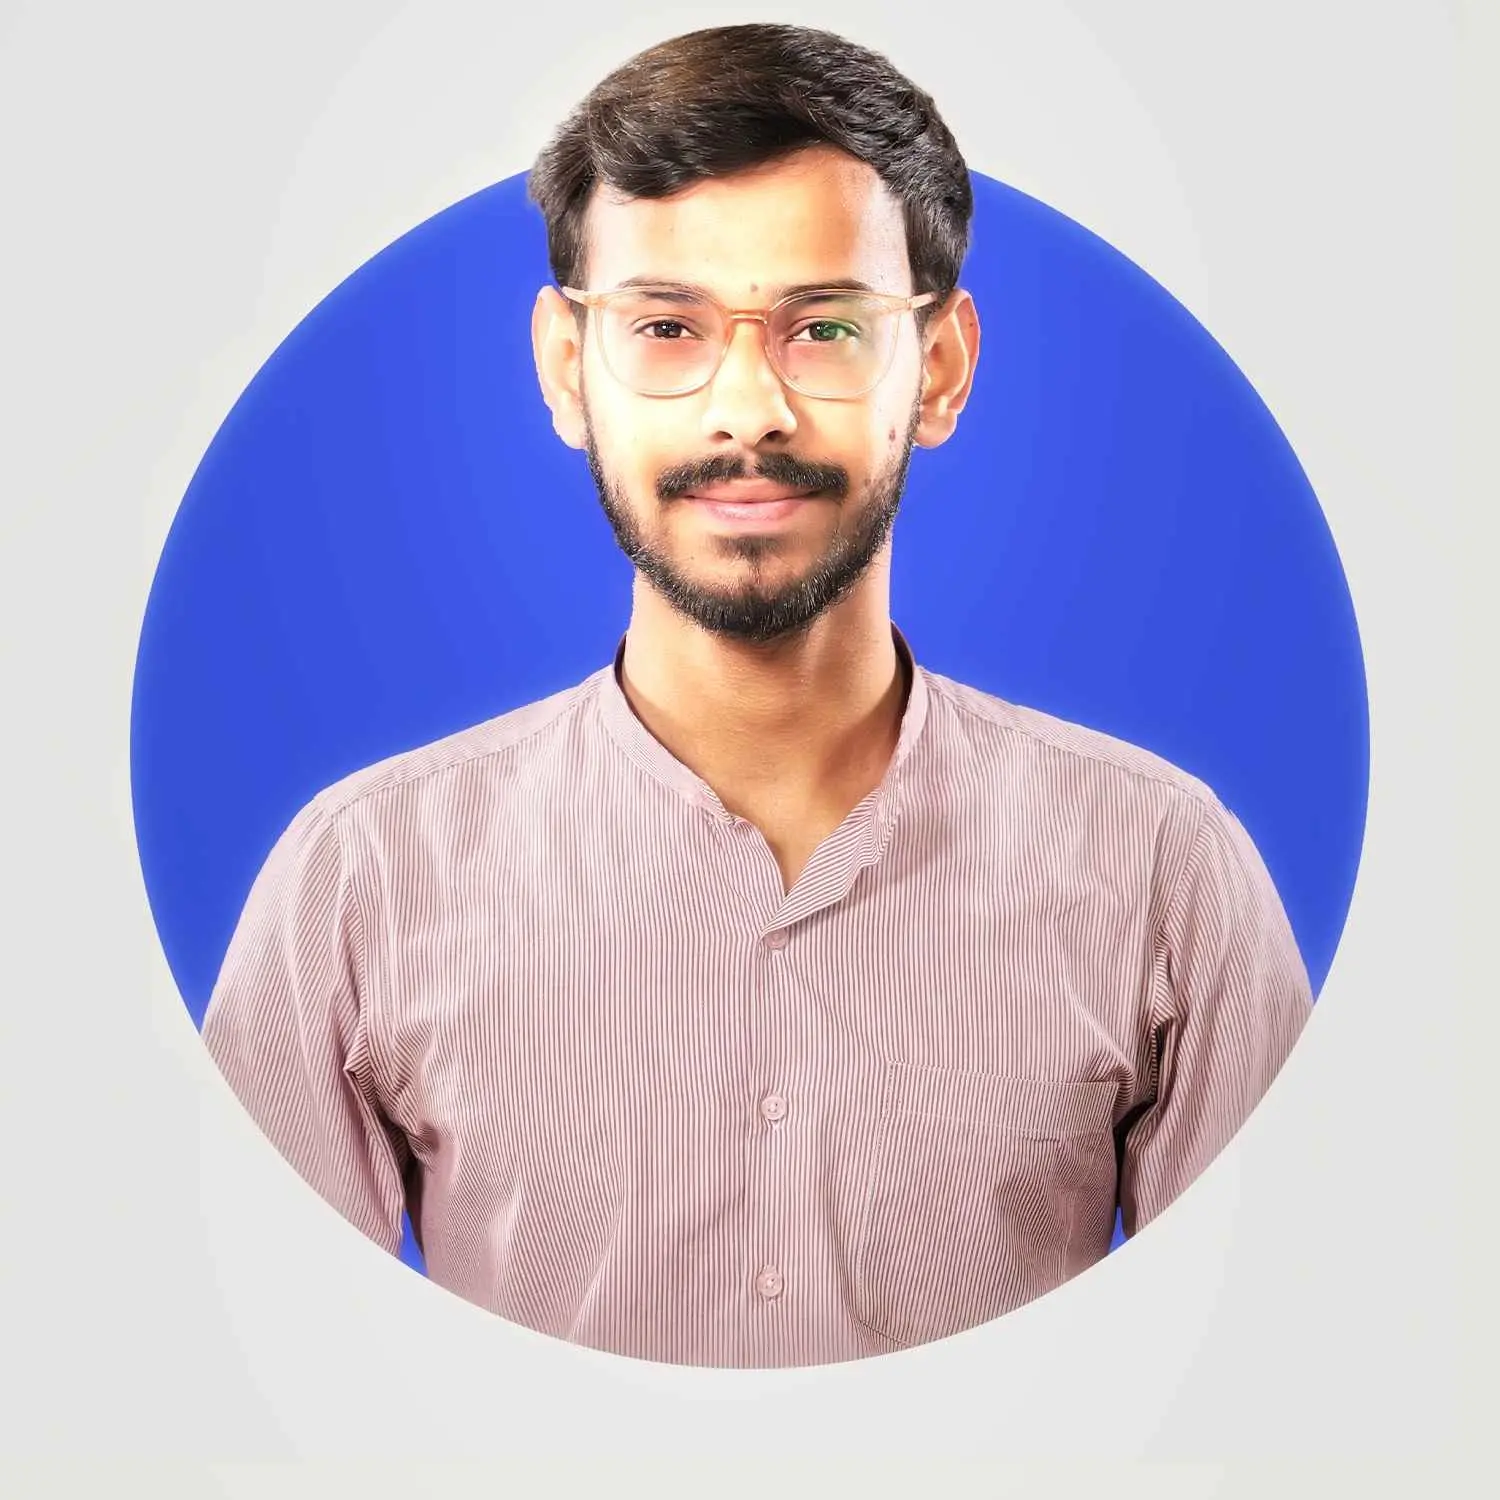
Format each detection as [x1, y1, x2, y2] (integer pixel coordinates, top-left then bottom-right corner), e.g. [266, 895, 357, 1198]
[616, 570, 908, 817]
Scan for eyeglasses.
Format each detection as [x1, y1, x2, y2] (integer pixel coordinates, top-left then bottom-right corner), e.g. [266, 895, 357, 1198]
[560, 283, 937, 401]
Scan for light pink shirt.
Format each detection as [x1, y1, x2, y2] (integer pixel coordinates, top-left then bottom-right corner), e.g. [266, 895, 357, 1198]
[203, 624, 1311, 1367]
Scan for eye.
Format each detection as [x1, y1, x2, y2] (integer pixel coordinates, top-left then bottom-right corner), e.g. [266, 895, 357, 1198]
[633, 318, 699, 340]
[789, 319, 861, 343]
[620, 299, 715, 341]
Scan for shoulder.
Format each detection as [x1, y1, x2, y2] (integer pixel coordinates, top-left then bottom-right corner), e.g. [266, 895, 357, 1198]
[302, 671, 604, 827]
[919, 667, 1219, 819]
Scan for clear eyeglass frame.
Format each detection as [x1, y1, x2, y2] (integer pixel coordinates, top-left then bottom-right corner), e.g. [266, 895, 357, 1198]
[559, 283, 938, 401]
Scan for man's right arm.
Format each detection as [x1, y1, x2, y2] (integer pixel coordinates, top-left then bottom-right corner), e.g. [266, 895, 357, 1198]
[202, 797, 408, 1255]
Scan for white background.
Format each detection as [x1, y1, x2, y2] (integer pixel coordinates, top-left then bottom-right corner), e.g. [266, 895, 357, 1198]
[0, 1, 1491, 1494]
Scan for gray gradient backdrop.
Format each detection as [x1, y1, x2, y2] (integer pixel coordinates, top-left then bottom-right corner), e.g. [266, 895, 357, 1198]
[1, 1, 1490, 1495]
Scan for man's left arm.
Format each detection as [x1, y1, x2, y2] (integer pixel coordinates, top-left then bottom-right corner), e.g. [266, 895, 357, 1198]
[1118, 795, 1314, 1234]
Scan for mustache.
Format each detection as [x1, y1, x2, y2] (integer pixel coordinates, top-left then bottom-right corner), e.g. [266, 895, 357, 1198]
[655, 452, 850, 503]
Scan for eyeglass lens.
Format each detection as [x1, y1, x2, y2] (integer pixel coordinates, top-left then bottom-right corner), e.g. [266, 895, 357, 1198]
[596, 290, 902, 396]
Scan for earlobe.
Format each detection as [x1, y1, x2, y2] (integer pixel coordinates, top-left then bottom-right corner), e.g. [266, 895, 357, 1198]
[532, 287, 588, 451]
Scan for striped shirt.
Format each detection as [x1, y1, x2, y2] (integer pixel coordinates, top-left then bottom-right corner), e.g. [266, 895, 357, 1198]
[202, 623, 1312, 1367]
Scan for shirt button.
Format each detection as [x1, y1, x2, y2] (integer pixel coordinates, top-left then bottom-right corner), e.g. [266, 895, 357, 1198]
[760, 1094, 787, 1123]
[764, 929, 788, 950]
[755, 1266, 785, 1300]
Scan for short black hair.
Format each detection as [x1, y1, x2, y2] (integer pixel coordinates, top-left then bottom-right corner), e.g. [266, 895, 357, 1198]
[527, 23, 973, 322]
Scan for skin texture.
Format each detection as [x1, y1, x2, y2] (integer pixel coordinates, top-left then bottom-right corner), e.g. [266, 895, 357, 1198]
[532, 144, 981, 888]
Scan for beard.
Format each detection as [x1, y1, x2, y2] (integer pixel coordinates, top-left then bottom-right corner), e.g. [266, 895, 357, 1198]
[583, 396, 922, 646]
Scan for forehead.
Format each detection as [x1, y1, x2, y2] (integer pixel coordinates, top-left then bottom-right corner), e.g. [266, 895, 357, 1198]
[581, 145, 911, 298]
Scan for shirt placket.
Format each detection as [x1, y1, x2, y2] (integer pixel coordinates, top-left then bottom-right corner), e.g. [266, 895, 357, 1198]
[716, 804, 896, 1359]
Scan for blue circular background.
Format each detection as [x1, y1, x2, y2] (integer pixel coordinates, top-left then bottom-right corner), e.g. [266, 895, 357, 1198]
[133, 169, 1368, 1271]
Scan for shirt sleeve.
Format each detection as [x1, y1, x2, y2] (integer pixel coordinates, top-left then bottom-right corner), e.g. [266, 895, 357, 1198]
[1119, 794, 1313, 1235]
[201, 796, 407, 1255]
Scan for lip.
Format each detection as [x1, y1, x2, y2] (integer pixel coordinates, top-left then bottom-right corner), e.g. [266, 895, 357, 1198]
[686, 481, 819, 503]
[686, 494, 819, 526]
[683, 483, 823, 527]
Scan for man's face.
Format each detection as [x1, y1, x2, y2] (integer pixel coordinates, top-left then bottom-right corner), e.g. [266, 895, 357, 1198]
[565, 147, 930, 645]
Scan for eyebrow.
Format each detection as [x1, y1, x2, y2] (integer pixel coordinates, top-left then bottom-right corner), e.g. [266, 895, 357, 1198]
[608, 275, 882, 299]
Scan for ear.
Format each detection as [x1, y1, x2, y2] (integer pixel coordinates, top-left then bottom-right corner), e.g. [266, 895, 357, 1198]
[532, 286, 588, 451]
[912, 289, 980, 449]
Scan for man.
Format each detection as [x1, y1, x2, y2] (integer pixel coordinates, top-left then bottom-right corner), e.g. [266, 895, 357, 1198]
[203, 22, 1311, 1368]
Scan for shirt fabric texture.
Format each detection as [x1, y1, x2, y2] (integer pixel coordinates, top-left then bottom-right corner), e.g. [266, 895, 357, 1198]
[203, 624, 1312, 1368]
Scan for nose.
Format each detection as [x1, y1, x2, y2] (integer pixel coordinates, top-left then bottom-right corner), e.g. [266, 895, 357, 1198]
[697, 316, 799, 448]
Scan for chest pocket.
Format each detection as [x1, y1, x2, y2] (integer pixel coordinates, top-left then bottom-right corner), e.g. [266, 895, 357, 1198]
[852, 1062, 1120, 1348]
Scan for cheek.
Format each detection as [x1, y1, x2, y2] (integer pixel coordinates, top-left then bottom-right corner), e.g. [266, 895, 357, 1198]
[585, 390, 642, 462]
[589, 408, 679, 500]
[854, 372, 921, 452]
[854, 404, 909, 469]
